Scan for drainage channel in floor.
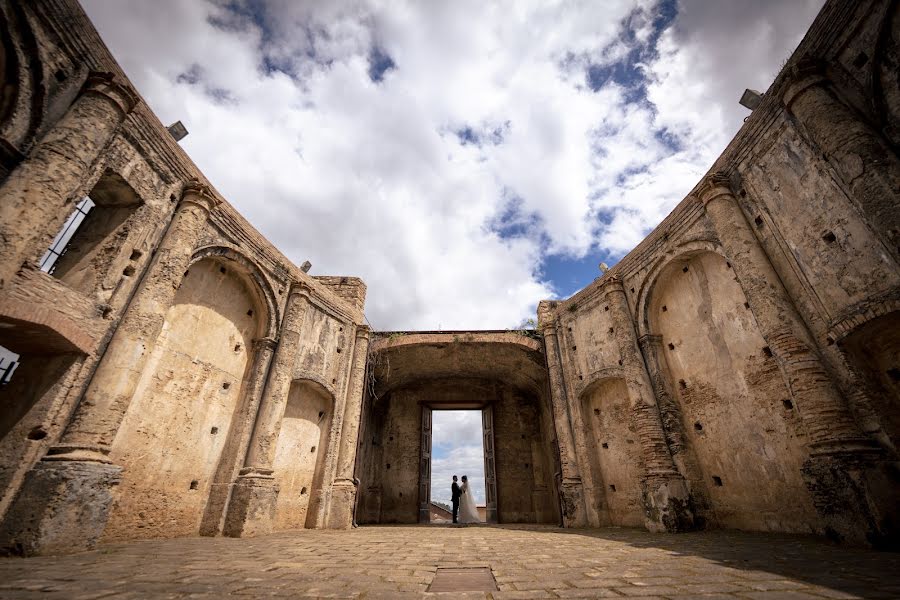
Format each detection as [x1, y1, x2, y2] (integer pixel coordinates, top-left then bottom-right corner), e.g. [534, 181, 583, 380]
[427, 566, 498, 592]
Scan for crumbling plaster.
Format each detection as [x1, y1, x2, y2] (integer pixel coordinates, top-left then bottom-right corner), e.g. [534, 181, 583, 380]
[0, 0, 897, 555]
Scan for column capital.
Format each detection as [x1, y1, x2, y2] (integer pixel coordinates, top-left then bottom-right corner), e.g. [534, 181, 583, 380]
[537, 299, 558, 332]
[288, 281, 314, 300]
[638, 333, 664, 350]
[81, 71, 139, 116]
[180, 179, 220, 214]
[252, 336, 278, 352]
[782, 56, 828, 109]
[355, 324, 371, 339]
[696, 171, 735, 207]
[599, 275, 626, 297]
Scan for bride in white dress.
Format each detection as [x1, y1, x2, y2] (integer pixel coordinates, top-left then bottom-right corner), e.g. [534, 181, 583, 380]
[458, 475, 480, 524]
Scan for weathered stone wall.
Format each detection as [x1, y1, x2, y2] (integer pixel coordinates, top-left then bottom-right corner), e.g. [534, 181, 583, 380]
[539, 0, 899, 545]
[272, 381, 333, 530]
[0, 0, 368, 555]
[356, 375, 559, 525]
[0, 0, 897, 555]
[101, 258, 263, 541]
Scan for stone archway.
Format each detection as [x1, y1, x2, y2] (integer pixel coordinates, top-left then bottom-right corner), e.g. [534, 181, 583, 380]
[356, 332, 559, 526]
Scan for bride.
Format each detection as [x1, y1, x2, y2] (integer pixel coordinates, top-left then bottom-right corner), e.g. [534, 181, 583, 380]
[458, 475, 480, 524]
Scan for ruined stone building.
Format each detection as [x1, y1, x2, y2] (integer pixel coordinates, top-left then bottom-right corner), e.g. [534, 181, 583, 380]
[0, 0, 897, 556]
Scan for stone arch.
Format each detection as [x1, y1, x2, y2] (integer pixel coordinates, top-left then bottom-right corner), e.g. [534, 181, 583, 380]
[635, 238, 727, 339]
[644, 248, 819, 532]
[840, 309, 900, 451]
[577, 376, 644, 527]
[102, 255, 268, 540]
[872, 0, 900, 146]
[189, 245, 279, 339]
[0, 1, 45, 159]
[272, 378, 335, 530]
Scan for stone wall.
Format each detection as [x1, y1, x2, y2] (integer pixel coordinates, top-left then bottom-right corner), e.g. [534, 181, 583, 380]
[0, 0, 897, 555]
[0, 0, 368, 555]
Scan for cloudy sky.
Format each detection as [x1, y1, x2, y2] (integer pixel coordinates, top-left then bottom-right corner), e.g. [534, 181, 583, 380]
[431, 410, 486, 507]
[81, 0, 823, 331]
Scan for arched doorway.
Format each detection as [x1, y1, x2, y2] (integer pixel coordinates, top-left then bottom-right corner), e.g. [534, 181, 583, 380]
[356, 332, 559, 525]
[102, 257, 266, 540]
[646, 250, 819, 532]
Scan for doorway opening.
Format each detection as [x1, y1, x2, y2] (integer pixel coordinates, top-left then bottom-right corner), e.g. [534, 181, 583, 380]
[419, 406, 498, 524]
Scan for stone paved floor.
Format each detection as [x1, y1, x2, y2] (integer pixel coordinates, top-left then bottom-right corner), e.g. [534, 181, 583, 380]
[1, 525, 899, 599]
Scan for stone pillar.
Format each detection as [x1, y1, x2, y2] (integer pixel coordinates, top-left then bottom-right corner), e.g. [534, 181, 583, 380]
[637, 335, 687, 461]
[782, 57, 900, 264]
[199, 336, 276, 536]
[698, 172, 898, 547]
[538, 301, 587, 528]
[0, 181, 218, 555]
[223, 283, 312, 538]
[0, 72, 138, 289]
[639, 333, 712, 521]
[327, 325, 371, 529]
[602, 279, 694, 532]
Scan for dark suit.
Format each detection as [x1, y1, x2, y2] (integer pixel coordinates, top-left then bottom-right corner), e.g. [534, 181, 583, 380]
[451, 481, 461, 523]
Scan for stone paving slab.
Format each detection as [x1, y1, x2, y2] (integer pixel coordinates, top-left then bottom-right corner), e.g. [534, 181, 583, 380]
[0, 525, 898, 599]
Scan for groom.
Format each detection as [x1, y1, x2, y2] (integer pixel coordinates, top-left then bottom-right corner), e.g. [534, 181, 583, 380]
[451, 475, 461, 524]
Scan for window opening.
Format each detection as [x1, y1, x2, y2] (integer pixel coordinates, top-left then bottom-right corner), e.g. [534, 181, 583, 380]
[39, 197, 95, 274]
[0, 345, 20, 385]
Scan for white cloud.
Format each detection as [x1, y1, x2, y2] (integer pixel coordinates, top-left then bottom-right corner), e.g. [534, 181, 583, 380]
[431, 411, 485, 505]
[82, 0, 824, 329]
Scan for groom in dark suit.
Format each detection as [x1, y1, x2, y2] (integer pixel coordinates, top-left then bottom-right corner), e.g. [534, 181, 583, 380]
[451, 475, 461, 524]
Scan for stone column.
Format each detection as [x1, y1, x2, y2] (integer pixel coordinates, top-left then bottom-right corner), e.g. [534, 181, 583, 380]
[602, 278, 694, 532]
[638, 333, 712, 520]
[327, 325, 371, 529]
[199, 336, 276, 536]
[637, 335, 686, 461]
[782, 57, 900, 264]
[0, 181, 218, 556]
[223, 283, 312, 538]
[538, 301, 587, 528]
[0, 72, 138, 289]
[698, 172, 897, 547]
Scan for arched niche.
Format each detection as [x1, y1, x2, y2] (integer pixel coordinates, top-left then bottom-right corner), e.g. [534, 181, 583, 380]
[189, 245, 279, 339]
[578, 377, 644, 527]
[841, 310, 900, 451]
[103, 256, 268, 540]
[646, 249, 819, 532]
[272, 378, 334, 530]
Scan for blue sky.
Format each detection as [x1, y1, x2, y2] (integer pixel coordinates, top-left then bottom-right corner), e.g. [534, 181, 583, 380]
[83, 0, 825, 330]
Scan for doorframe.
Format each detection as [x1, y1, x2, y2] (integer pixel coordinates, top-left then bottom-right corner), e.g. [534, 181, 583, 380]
[417, 402, 499, 524]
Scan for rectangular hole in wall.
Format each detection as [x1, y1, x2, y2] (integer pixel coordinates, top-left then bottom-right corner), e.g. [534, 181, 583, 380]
[712, 476, 723, 487]
[40, 171, 142, 292]
[0, 345, 21, 386]
[609, 484, 616, 492]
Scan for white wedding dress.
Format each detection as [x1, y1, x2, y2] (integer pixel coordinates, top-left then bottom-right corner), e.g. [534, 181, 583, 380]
[458, 481, 480, 524]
